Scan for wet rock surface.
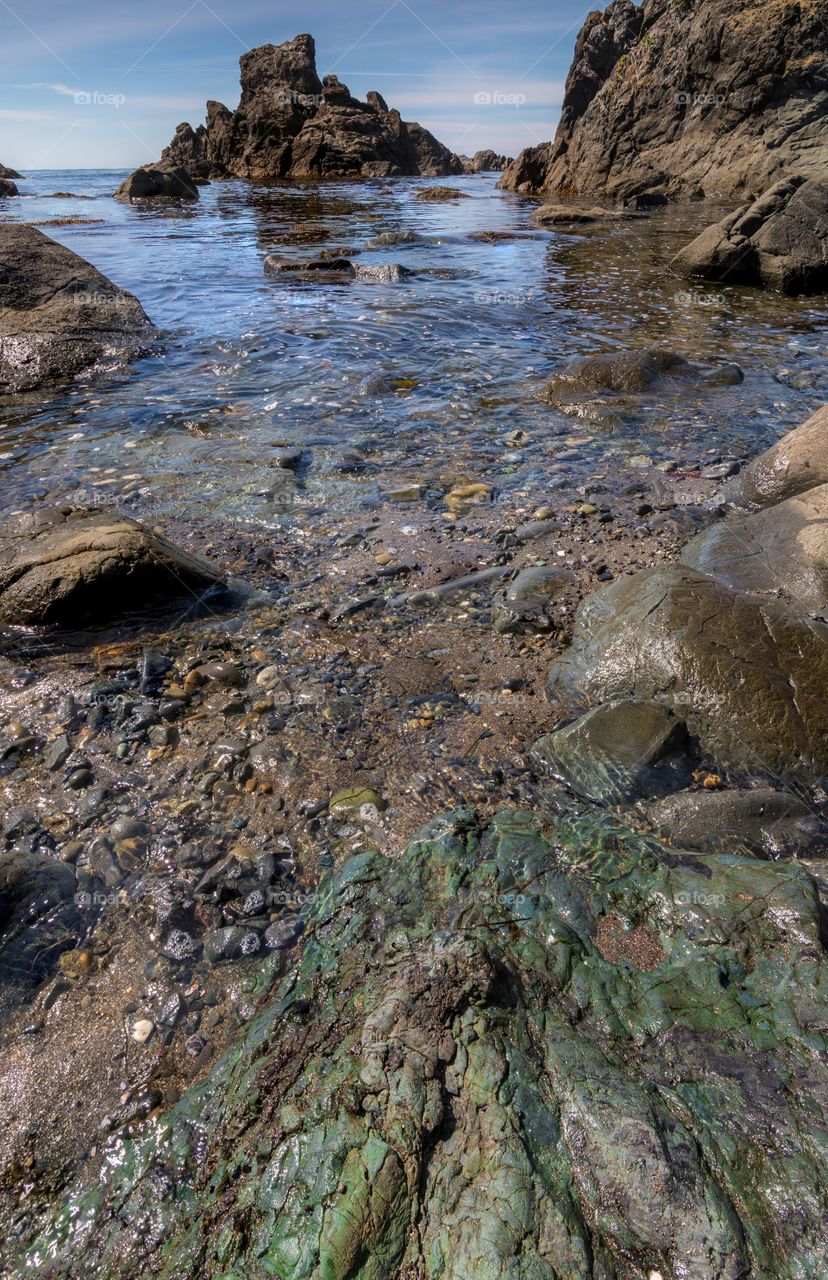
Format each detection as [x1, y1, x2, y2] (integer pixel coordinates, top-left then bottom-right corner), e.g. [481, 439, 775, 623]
[0, 507, 228, 625]
[114, 164, 200, 201]
[500, 0, 828, 200]
[732, 403, 828, 508]
[11, 806, 828, 1279]
[673, 176, 828, 296]
[0, 224, 153, 394]
[158, 34, 463, 181]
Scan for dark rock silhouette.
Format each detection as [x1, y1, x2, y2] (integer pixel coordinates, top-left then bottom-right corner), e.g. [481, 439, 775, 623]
[158, 33, 463, 181]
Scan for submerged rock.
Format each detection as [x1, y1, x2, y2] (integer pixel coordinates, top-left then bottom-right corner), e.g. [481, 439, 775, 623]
[650, 788, 826, 859]
[0, 507, 228, 626]
[414, 186, 470, 202]
[114, 163, 200, 201]
[499, 0, 828, 200]
[534, 203, 645, 225]
[157, 34, 462, 181]
[0, 224, 153, 393]
[672, 176, 828, 295]
[14, 806, 828, 1278]
[533, 701, 690, 804]
[541, 347, 742, 417]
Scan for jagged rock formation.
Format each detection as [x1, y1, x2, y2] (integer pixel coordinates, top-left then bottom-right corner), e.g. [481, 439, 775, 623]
[461, 149, 511, 173]
[0, 164, 21, 179]
[158, 33, 463, 181]
[673, 175, 828, 295]
[500, 0, 828, 200]
[0, 224, 152, 393]
[14, 805, 828, 1279]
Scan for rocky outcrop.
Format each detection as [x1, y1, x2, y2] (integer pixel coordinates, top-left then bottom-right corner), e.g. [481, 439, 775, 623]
[0, 507, 227, 626]
[14, 805, 828, 1278]
[461, 149, 511, 173]
[0, 179, 18, 198]
[500, 0, 828, 200]
[543, 401, 828, 784]
[114, 163, 200, 201]
[158, 34, 462, 181]
[0, 164, 21, 179]
[0, 224, 153, 393]
[672, 176, 828, 295]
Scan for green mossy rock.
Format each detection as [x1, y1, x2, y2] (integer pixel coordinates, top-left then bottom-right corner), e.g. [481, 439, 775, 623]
[14, 806, 828, 1279]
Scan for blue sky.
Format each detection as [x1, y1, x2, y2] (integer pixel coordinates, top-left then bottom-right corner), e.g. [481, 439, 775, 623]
[0, 0, 604, 169]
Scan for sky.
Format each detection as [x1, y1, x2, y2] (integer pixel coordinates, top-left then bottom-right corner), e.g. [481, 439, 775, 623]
[0, 0, 606, 169]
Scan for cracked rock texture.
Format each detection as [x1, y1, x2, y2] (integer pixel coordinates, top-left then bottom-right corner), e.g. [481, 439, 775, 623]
[672, 176, 828, 295]
[12, 806, 828, 1279]
[499, 0, 828, 200]
[157, 33, 462, 181]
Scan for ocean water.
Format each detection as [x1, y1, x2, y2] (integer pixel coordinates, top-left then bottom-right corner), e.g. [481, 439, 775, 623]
[1, 168, 827, 532]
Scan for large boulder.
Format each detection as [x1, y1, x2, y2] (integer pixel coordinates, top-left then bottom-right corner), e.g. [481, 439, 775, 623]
[681, 482, 828, 614]
[0, 224, 153, 393]
[672, 176, 828, 295]
[731, 403, 828, 507]
[0, 507, 227, 626]
[0, 178, 18, 198]
[546, 563, 828, 781]
[500, 0, 828, 200]
[12, 806, 828, 1278]
[114, 163, 200, 200]
[158, 34, 462, 181]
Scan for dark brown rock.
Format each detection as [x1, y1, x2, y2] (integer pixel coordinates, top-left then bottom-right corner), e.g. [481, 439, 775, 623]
[0, 508, 227, 626]
[0, 178, 18, 198]
[546, 563, 828, 781]
[461, 149, 511, 173]
[159, 34, 462, 181]
[114, 164, 200, 201]
[0, 164, 21, 180]
[500, 0, 828, 200]
[0, 224, 153, 394]
[673, 176, 828, 295]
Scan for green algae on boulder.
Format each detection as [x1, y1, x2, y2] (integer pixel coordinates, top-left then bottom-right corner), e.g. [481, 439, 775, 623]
[13, 805, 828, 1279]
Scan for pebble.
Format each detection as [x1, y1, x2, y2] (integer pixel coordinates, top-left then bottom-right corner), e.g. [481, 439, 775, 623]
[132, 1019, 154, 1043]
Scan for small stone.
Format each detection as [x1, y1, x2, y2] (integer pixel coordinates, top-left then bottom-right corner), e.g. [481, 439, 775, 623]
[132, 1019, 154, 1043]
